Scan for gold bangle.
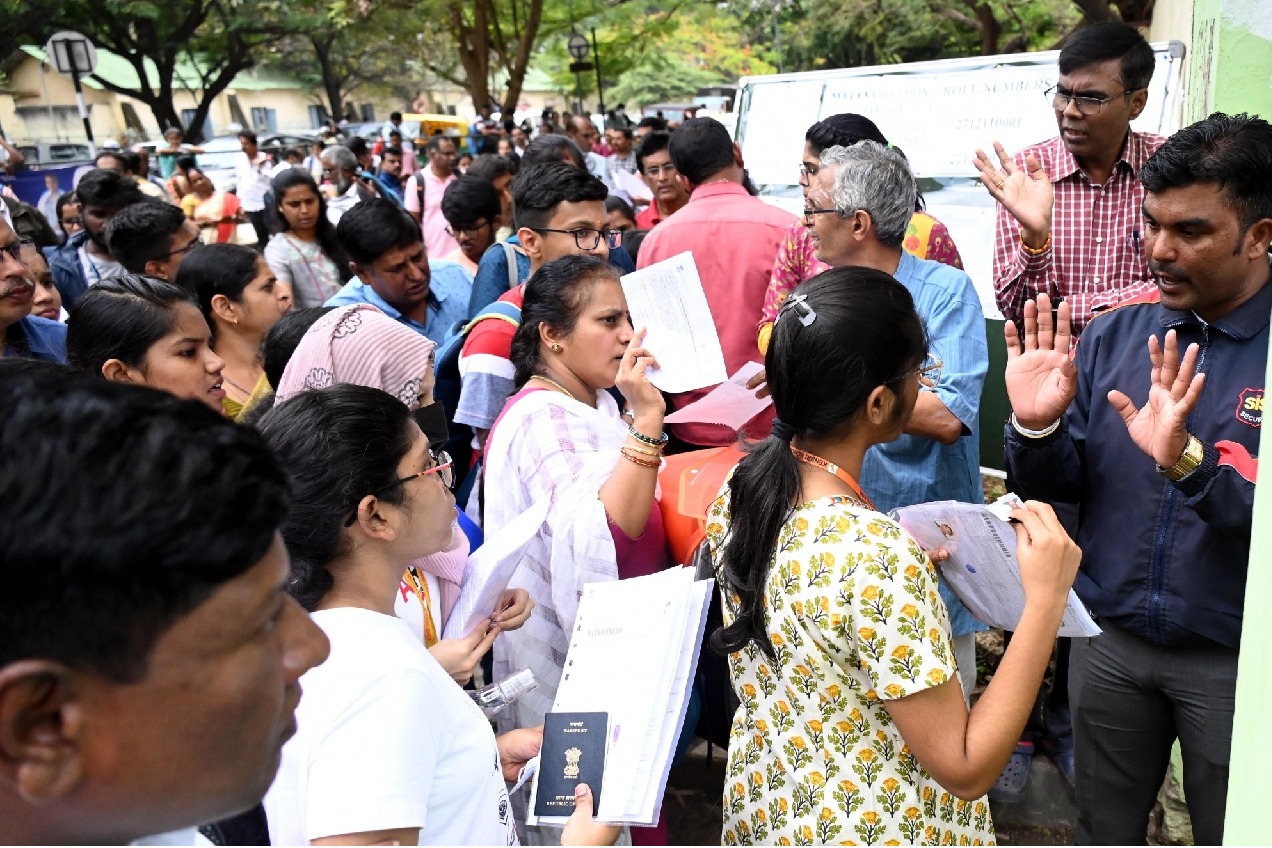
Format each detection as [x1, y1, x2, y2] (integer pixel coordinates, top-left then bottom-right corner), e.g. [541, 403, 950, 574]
[622, 443, 662, 458]
[1019, 230, 1051, 256]
[620, 446, 660, 468]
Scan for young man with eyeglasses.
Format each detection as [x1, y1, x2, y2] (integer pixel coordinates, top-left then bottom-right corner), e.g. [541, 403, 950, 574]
[440, 176, 502, 279]
[977, 21, 1163, 338]
[326, 199, 471, 346]
[454, 161, 615, 458]
[105, 200, 202, 281]
[633, 131, 689, 230]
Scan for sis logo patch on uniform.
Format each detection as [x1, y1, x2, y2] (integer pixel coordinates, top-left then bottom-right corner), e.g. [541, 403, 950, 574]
[1236, 388, 1264, 427]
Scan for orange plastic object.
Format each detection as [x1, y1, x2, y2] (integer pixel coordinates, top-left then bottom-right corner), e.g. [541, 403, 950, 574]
[657, 445, 746, 565]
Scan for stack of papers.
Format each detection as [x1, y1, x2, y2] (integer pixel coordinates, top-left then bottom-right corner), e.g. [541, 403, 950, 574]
[527, 567, 714, 827]
[894, 495, 1100, 638]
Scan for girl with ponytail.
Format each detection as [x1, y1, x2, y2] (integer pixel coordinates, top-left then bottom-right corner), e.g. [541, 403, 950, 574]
[709, 267, 1081, 845]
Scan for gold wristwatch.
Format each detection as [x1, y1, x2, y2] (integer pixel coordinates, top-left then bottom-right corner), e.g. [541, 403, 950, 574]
[1158, 435, 1204, 481]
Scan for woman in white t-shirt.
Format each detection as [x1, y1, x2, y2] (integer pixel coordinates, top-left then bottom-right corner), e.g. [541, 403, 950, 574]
[259, 384, 615, 846]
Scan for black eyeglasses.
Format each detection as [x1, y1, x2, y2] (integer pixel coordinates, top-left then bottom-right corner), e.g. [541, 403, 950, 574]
[1046, 85, 1141, 116]
[343, 450, 454, 527]
[798, 162, 819, 186]
[152, 235, 203, 261]
[533, 227, 622, 251]
[0, 239, 32, 265]
[446, 220, 491, 238]
[61, 217, 83, 227]
[802, 206, 840, 227]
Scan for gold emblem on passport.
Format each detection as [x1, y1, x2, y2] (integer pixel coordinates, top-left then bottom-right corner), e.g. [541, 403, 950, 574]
[564, 747, 582, 779]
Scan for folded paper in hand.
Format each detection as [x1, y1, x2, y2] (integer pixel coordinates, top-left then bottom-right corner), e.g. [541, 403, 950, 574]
[894, 494, 1100, 638]
[664, 362, 772, 429]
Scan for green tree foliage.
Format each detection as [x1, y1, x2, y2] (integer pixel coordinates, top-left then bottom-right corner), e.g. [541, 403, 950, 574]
[541, 1, 776, 111]
[33, 0, 293, 142]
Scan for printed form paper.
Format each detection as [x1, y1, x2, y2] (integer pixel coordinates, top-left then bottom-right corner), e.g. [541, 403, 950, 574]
[620, 252, 727, 394]
[664, 362, 772, 429]
[527, 567, 713, 827]
[895, 496, 1100, 638]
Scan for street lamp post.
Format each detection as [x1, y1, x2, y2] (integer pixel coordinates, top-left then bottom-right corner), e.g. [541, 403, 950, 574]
[567, 32, 592, 116]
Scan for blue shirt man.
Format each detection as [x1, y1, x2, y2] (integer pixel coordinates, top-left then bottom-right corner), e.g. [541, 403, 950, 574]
[3, 315, 68, 364]
[858, 250, 989, 642]
[326, 258, 470, 346]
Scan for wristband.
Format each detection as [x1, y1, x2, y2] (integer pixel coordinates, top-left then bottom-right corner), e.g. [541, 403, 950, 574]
[1010, 413, 1060, 439]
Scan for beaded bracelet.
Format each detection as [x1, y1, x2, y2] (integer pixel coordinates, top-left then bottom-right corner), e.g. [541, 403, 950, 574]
[1019, 230, 1052, 256]
[622, 443, 662, 458]
[627, 423, 669, 448]
[620, 446, 661, 468]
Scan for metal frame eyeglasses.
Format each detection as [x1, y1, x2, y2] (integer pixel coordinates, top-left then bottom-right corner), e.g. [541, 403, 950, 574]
[343, 450, 454, 527]
[802, 206, 841, 228]
[1046, 85, 1141, 116]
[532, 227, 623, 251]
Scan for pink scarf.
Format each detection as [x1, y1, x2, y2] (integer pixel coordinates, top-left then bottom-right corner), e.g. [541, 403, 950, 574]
[275, 303, 466, 622]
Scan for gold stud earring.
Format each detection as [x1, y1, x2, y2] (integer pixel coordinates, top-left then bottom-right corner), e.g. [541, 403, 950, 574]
[550, 343, 562, 352]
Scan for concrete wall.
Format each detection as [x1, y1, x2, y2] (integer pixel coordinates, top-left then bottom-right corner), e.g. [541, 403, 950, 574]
[1211, 1, 1272, 844]
[1185, 0, 1272, 122]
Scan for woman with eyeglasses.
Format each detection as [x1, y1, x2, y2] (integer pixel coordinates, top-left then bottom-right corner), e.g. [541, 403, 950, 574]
[265, 169, 351, 308]
[273, 303, 533, 683]
[260, 383, 617, 847]
[176, 243, 293, 419]
[478, 255, 671, 838]
[709, 269, 1081, 845]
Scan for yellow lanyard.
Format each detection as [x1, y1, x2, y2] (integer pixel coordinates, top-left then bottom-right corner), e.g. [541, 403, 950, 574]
[404, 566, 439, 647]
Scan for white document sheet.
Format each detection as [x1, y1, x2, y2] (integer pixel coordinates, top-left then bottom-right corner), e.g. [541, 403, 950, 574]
[663, 361, 772, 429]
[613, 167, 654, 204]
[895, 495, 1100, 638]
[620, 252, 727, 394]
[441, 497, 549, 640]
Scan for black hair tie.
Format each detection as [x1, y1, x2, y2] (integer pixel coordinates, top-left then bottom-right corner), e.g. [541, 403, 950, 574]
[770, 418, 796, 442]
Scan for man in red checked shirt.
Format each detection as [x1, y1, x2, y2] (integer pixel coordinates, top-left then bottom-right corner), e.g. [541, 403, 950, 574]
[976, 22, 1165, 339]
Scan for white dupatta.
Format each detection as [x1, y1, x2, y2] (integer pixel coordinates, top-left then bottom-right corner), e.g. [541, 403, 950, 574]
[483, 387, 628, 733]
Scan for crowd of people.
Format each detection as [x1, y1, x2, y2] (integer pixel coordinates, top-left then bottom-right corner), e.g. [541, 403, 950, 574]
[1, 18, 1270, 848]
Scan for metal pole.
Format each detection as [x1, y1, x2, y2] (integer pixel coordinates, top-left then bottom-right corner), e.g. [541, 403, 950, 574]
[65, 45, 96, 156]
[590, 28, 605, 116]
[574, 70, 585, 116]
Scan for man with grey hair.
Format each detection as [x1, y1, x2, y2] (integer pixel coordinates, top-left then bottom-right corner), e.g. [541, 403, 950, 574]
[806, 140, 990, 701]
[320, 145, 367, 224]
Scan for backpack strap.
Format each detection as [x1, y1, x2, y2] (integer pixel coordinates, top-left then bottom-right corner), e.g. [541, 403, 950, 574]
[502, 240, 521, 290]
[460, 298, 521, 336]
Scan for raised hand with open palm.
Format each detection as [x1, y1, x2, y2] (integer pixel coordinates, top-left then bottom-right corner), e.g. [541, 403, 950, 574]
[974, 141, 1054, 245]
[1004, 294, 1078, 430]
[1107, 331, 1206, 468]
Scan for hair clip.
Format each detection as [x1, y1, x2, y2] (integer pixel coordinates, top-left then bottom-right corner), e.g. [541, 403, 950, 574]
[779, 293, 818, 327]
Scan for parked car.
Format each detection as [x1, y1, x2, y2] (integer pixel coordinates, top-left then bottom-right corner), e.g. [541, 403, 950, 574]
[260, 133, 316, 159]
[194, 136, 245, 193]
[14, 142, 94, 169]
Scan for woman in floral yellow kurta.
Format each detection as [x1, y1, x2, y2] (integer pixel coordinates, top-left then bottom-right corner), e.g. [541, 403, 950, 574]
[707, 492, 994, 845]
[708, 267, 1081, 846]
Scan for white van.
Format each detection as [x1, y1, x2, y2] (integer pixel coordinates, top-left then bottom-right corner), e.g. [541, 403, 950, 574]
[733, 41, 1187, 318]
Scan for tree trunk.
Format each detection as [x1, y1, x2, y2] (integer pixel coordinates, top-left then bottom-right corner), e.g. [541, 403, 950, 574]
[451, 1, 492, 111]
[312, 37, 344, 123]
[963, 0, 1002, 54]
[1069, 0, 1120, 23]
[500, 0, 545, 115]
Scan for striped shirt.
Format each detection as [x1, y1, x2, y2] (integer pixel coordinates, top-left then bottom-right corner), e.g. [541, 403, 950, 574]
[992, 131, 1165, 337]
